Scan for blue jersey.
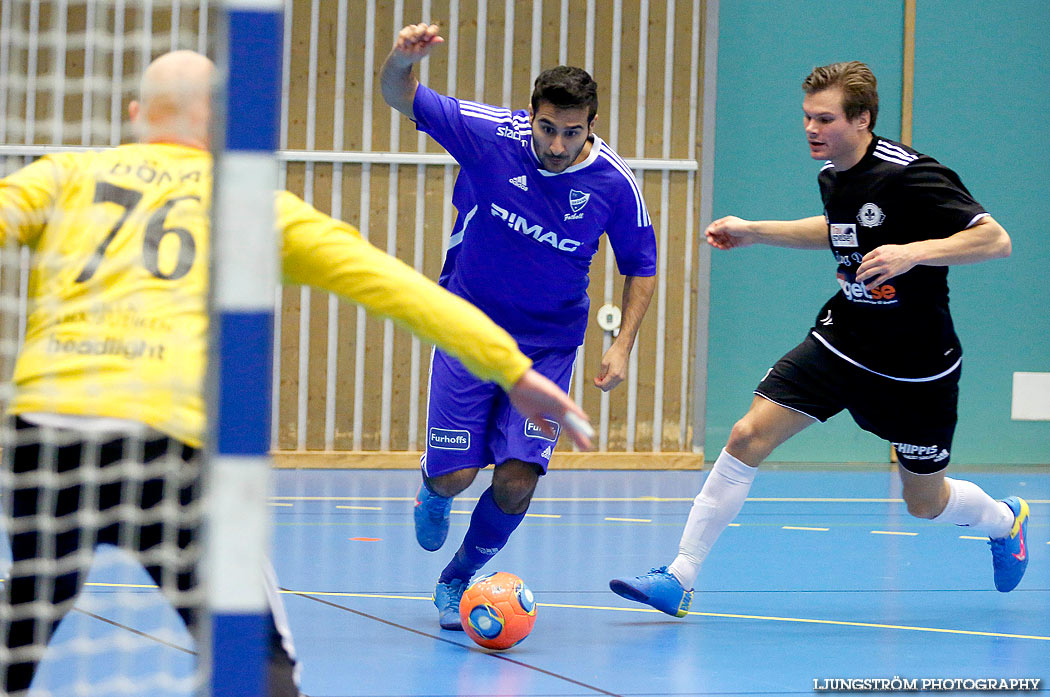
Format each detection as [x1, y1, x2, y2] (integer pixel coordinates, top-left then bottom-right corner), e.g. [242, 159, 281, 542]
[413, 85, 657, 348]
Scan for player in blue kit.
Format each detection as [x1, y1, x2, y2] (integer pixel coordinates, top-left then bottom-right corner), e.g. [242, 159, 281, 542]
[381, 23, 658, 630]
[611, 61, 1028, 618]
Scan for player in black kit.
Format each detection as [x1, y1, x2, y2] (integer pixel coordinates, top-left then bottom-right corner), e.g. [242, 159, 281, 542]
[610, 61, 1029, 618]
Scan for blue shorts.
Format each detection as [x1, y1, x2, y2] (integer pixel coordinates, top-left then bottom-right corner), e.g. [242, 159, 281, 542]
[421, 344, 577, 477]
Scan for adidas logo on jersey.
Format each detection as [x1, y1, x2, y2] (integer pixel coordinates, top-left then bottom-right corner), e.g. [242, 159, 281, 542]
[541, 445, 552, 459]
[509, 175, 528, 191]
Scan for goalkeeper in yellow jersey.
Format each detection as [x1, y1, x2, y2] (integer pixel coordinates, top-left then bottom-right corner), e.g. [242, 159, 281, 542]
[0, 50, 593, 697]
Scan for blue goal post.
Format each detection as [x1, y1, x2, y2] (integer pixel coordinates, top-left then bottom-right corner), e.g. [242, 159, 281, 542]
[208, 2, 283, 696]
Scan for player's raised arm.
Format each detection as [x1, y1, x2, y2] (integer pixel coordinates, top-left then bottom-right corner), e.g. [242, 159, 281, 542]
[705, 214, 827, 250]
[380, 23, 444, 119]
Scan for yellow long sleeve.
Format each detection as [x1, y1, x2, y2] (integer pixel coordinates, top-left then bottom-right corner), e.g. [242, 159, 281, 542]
[276, 191, 531, 391]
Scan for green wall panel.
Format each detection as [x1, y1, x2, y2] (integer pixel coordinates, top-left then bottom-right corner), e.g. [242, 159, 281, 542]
[706, 1, 904, 462]
[912, 0, 1050, 464]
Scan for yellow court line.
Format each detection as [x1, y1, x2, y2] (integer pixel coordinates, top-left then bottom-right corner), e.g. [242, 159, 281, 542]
[960, 535, 987, 540]
[271, 496, 884, 503]
[605, 517, 651, 523]
[451, 510, 472, 515]
[272, 497, 416, 501]
[288, 590, 433, 601]
[269, 502, 293, 507]
[537, 602, 1050, 642]
[269, 496, 1050, 504]
[750, 498, 903, 503]
[525, 513, 562, 518]
[871, 530, 918, 536]
[279, 590, 1050, 643]
[336, 505, 382, 511]
[783, 526, 829, 531]
[68, 584, 1050, 642]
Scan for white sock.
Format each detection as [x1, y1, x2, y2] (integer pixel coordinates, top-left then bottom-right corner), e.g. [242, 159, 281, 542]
[932, 477, 1014, 538]
[667, 448, 757, 589]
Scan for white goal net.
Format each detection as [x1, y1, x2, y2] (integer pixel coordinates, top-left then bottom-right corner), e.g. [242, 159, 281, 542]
[1, 2, 220, 695]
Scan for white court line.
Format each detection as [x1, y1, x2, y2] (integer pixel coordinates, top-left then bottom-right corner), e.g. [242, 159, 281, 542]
[783, 526, 829, 532]
[871, 530, 918, 536]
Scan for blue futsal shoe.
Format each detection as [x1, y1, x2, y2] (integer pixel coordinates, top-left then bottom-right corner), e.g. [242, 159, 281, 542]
[989, 497, 1030, 592]
[609, 566, 693, 617]
[433, 578, 468, 630]
[414, 482, 452, 551]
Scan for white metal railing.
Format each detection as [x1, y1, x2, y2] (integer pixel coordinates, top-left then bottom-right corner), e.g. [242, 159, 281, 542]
[1, 0, 705, 454]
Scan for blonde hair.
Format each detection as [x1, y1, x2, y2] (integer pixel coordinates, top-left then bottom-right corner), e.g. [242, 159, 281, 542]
[802, 61, 878, 131]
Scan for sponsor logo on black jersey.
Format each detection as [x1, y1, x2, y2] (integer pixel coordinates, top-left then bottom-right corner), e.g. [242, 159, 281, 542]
[830, 223, 859, 247]
[857, 202, 886, 227]
[834, 250, 865, 267]
[836, 272, 897, 305]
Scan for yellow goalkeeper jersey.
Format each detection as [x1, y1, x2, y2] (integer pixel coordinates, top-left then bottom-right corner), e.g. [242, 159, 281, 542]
[0, 143, 530, 447]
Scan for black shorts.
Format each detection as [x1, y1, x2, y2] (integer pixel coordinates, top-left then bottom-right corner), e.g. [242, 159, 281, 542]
[754, 334, 959, 474]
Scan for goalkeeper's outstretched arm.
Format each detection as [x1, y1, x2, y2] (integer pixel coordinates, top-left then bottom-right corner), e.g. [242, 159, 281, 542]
[276, 191, 594, 450]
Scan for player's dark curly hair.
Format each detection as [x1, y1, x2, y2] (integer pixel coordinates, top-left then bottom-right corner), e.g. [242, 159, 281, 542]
[531, 66, 598, 123]
[803, 61, 878, 131]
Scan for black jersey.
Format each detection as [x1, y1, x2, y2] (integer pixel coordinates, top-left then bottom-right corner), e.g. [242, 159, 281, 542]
[812, 136, 987, 380]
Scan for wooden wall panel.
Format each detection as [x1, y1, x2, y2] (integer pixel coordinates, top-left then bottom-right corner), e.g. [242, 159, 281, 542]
[0, 0, 705, 461]
[255, 0, 706, 459]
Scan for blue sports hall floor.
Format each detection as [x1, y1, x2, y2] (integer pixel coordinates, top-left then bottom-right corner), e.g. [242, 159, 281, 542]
[22, 465, 1050, 696]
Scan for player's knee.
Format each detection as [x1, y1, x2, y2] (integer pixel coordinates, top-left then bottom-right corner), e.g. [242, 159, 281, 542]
[726, 417, 763, 459]
[492, 462, 540, 514]
[426, 469, 476, 498]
